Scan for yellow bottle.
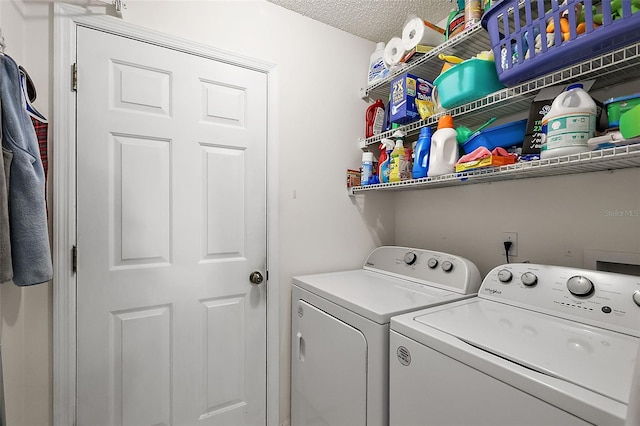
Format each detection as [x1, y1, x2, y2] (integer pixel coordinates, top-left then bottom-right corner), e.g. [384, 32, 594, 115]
[389, 138, 405, 183]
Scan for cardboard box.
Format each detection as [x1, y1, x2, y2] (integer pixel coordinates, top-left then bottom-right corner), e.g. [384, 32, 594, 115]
[404, 45, 436, 64]
[455, 155, 516, 172]
[521, 100, 552, 155]
[390, 73, 434, 125]
[346, 169, 361, 188]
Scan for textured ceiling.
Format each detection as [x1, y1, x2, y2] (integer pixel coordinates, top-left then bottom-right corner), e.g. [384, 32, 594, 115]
[267, 0, 453, 43]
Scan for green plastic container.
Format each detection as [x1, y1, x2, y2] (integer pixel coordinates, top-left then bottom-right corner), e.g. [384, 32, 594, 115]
[433, 58, 505, 109]
[604, 93, 640, 128]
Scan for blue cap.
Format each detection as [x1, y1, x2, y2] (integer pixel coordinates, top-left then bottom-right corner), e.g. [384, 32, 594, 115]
[566, 83, 583, 91]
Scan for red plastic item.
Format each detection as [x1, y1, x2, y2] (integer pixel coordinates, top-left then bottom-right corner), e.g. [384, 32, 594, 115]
[366, 99, 385, 138]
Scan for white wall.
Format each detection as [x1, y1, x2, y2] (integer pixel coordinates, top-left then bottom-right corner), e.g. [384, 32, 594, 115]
[1, 1, 53, 424]
[1, 1, 395, 424]
[395, 168, 640, 276]
[395, 81, 640, 277]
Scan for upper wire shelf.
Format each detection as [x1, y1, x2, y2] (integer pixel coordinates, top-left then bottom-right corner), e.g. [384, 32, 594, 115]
[360, 23, 492, 102]
[359, 39, 640, 149]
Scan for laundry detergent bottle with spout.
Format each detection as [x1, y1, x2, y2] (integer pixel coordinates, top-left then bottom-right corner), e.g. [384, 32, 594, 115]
[428, 115, 459, 177]
[540, 83, 596, 159]
[365, 99, 385, 138]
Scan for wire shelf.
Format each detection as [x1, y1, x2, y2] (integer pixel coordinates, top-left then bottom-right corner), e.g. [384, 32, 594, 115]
[359, 41, 640, 149]
[360, 23, 492, 102]
[349, 143, 640, 195]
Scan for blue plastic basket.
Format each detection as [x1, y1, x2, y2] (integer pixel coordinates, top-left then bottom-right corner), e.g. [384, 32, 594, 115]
[481, 0, 640, 86]
[462, 119, 527, 153]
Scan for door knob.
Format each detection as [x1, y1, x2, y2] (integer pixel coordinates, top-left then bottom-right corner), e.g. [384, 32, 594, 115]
[249, 271, 264, 285]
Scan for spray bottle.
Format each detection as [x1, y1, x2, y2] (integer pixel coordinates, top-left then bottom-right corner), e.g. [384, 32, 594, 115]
[412, 126, 433, 178]
[389, 129, 406, 183]
[428, 116, 459, 177]
[378, 138, 394, 183]
[402, 145, 413, 181]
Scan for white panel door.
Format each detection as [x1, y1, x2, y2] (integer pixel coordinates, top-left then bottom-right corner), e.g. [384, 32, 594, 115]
[75, 26, 267, 426]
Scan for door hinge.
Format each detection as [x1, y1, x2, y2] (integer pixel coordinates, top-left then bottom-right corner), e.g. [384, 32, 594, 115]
[72, 63, 78, 92]
[72, 245, 78, 273]
[266, 270, 269, 281]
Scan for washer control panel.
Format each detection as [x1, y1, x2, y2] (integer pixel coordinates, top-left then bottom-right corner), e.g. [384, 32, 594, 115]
[363, 246, 482, 295]
[481, 263, 640, 336]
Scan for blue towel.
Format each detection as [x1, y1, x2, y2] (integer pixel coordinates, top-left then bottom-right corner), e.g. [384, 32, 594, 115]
[0, 98, 12, 283]
[0, 55, 52, 286]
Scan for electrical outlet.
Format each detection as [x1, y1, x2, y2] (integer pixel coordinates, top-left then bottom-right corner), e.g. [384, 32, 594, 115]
[502, 232, 518, 257]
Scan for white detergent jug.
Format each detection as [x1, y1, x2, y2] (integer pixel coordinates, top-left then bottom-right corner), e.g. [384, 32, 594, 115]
[428, 115, 459, 177]
[540, 83, 596, 159]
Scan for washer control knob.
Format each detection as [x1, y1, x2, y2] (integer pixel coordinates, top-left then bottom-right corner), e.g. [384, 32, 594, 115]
[632, 290, 640, 307]
[403, 252, 417, 266]
[567, 276, 594, 297]
[497, 269, 513, 283]
[521, 272, 538, 286]
[427, 258, 438, 269]
[441, 261, 453, 272]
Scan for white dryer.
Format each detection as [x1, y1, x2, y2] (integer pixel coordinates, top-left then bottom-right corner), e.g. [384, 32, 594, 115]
[290, 246, 481, 426]
[390, 263, 640, 426]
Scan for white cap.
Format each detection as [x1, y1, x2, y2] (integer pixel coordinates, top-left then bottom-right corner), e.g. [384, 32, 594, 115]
[376, 42, 386, 50]
[362, 152, 374, 162]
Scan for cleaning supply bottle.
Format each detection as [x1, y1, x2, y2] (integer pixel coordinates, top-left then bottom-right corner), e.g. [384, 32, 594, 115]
[378, 138, 394, 183]
[389, 130, 406, 183]
[402, 145, 413, 181]
[412, 126, 433, 178]
[428, 116, 459, 177]
[365, 99, 385, 138]
[368, 42, 390, 86]
[540, 83, 596, 159]
[361, 152, 375, 185]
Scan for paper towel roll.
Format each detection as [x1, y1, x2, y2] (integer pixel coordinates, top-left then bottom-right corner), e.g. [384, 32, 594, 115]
[402, 17, 445, 51]
[384, 37, 405, 68]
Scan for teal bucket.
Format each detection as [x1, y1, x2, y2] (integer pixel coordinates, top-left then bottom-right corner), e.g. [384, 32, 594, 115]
[434, 58, 505, 109]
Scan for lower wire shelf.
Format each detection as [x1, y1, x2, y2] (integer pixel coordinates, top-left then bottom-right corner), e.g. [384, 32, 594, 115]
[349, 142, 640, 195]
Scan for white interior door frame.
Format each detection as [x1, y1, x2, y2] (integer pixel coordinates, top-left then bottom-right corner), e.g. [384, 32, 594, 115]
[52, 4, 280, 425]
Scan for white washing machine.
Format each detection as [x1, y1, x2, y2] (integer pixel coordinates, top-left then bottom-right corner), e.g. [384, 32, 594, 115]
[390, 263, 640, 426]
[290, 246, 481, 426]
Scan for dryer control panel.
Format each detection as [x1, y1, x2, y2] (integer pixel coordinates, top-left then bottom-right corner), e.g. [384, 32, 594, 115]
[481, 263, 640, 337]
[363, 246, 482, 295]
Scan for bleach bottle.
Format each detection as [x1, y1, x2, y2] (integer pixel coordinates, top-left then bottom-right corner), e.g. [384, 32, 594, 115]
[368, 42, 390, 86]
[540, 83, 596, 159]
[428, 116, 459, 177]
[412, 126, 433, 178]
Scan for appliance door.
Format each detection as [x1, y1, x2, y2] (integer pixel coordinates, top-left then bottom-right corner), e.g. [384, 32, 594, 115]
[389, 331, 589, 426]
[292, 300, 367, 426]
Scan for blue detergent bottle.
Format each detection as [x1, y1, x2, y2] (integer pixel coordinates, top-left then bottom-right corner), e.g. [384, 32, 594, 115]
[412, 126, 433, 179]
